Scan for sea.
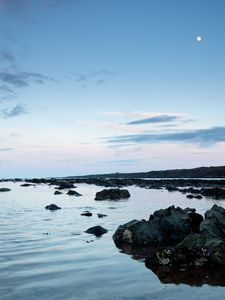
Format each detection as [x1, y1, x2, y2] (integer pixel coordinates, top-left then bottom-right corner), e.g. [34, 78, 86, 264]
[0, 181, 225, 300]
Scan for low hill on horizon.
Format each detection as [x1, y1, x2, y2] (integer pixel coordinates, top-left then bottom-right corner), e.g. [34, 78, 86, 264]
[70, 165, 225, 179]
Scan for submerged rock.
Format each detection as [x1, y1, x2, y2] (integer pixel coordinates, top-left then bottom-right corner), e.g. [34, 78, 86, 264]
[67, 190, 82, 196]
[54, 190, 63, 195]
[97, 213, 108, 218]
[45, 204, 61, 211]
[0, 188, 11, 192]
[95, 188, 130, 200]
[81, 211, 92, 217]
[85, 226, 108, 237]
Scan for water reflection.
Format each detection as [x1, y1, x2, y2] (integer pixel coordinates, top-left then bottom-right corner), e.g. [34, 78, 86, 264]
[116, 243, 225, 286]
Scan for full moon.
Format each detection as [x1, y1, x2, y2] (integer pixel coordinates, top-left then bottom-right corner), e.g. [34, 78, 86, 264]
[197, 36, 202, 42]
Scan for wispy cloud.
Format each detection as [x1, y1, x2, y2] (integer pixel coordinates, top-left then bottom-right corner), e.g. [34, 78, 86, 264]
[0, 69, 55, 100]
[106, 126, 225, 146]
[1, 103, 28, 118]
[127, 115, 180, 125]
[73, 69, 118, 86]
[0, 50, 15, 63]
[0, 148, 13, 152]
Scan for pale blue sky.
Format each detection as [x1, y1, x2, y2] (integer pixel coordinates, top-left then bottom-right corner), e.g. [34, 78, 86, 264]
[0, 0, 225, 177]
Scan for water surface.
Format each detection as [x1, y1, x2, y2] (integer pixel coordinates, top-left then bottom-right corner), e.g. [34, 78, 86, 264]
[0, 182, 225, 299]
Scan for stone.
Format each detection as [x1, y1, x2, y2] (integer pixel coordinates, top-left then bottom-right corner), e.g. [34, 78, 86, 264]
[95, 188, 130, 200]
[67, 190, 82, 196]
[54, 190, 63, 195]
[81, 211, 92, 217]
[97, 213, 108, 218]
[85, 226, 108, 237]
[0, 188, 11, 192]
[45, 204, 61, 211]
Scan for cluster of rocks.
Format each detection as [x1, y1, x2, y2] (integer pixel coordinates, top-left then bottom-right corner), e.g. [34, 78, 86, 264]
[167, 186, 225, 200]
[113, 205, 225, 268]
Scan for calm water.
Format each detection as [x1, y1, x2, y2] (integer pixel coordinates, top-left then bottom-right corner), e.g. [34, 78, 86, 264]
[1, 182, 225, 300]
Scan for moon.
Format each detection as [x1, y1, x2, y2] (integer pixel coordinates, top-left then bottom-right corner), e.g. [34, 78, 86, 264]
[197, 36, 202, 42]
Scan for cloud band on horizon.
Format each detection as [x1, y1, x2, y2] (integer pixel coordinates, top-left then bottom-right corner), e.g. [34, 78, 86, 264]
[105, 126, 225, 146]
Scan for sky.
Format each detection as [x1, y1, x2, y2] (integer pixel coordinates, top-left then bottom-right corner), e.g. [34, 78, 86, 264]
[0, 0, 225, 178]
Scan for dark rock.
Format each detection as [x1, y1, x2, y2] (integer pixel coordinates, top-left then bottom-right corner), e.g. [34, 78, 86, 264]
[97, 213, 108, 218]
[67, 190, 82, 196]
[200, 204, 225, 240]
[20, 183, 34, 187]
[113, 206, 203, 246]
[85, 226, 108, 237]
[45, 204, 61, 211]
[54, 190, 63, 195]
[201, 187, 225, 199]
[194, 195, 203, 199]
[56, 181, 76, 190]
[0, 188, 11, 192]
[95, 188, 130, 200]
[186, 194, 194, 199]
[81, 211, 92, 217]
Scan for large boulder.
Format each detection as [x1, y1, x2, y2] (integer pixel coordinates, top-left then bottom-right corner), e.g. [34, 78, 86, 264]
[95, 188, 130, 200]
[113, 206, 203, 246]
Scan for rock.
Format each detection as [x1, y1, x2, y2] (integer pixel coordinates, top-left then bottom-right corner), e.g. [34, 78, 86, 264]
[95, 188, 130, 200]
[85, 226, 108, 237]
[54, 190, 63, 195]
[113, 206, 203, 246]
[45, 204, 61, 211]
[97, 213, 108, 218]
[81, 211, 92, 217]
[67, 190, 82, 196]
[20, 183, 34, 187]
[56, 181, 75, 190]
[194, 195, 203, 199]
[200, 204, 225, 240]
[0, 188, 11, 192]
[201, 187, 225, 199]
[186, 194, 194, 199]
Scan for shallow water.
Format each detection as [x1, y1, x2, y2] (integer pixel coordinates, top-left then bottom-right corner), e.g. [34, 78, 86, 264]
[0, 182, 225, 300]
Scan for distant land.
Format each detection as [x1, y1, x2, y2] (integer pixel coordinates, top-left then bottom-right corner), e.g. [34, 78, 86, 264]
[70, 166, 225, 179]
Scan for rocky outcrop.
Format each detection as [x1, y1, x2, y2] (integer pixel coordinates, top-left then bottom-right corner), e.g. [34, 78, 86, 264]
[95, 188, 130, 200]
[113, 205, 225, 267]
[85, 226, 108, 237]
[113, 206, 203, 246]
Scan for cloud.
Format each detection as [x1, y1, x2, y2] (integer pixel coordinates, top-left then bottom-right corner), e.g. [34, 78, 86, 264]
[1, 103, 28, 118]
[106, 126, 225, 146]
[97, 159, 145, 164]
[73, 69, 118, 85]
[0, 69, 55, 100]
[127, 115, 180, 125]
[0, 50, 15, 63]
[0, 148, 13, 151]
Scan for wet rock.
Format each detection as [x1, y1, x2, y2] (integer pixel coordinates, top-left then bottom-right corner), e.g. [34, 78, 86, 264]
[201, 187, 225, 199]
[56, 181, 76, 190]
[45, 204, 61, 210]
[81, 211, 92, 217]
[200, 204, 225, 240]
[54, 190, 63, 195]
[20, 183, 34, 187]
[97, 213, 108, 218]
[113, 206, 203, 246]
[67, 190, 82, 196]
[0, 188, 11, 192]
[85, 226, 108, 237]
[186, 194, 194, 199]
[95, 188, 130, 200]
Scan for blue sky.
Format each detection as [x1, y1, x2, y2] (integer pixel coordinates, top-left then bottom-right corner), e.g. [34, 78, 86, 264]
[0, 0, 225, 177]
